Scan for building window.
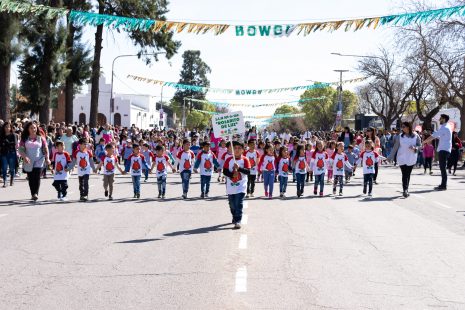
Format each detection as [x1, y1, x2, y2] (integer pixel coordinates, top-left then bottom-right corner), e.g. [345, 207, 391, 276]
[79, 113, 86, 125]
[114, 113, 121, 126]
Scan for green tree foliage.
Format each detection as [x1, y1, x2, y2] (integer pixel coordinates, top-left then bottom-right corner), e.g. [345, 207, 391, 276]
[186, 102, 215, 129]
[172, 50, 211, 111]
[0, 12, 21, 121]
[300, 84, 357, 130]
[268, 104, 304, 133]
[89, 0, 181, 127]
[18, 0, 66, 122]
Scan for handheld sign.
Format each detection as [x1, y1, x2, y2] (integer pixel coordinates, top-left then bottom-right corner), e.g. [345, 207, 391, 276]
[212, 111, 245, 138]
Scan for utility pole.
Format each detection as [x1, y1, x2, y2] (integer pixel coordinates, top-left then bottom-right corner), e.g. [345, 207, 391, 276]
[334, 69, 349, 129]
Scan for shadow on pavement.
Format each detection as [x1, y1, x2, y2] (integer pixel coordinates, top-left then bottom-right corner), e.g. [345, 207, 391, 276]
[359, 195, 403, 202]
[115, 238, 162, 244]
[163, 223, 232, 236]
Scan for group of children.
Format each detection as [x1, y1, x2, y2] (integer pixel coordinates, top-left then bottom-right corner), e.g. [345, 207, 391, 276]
[46, 135, 385, 208]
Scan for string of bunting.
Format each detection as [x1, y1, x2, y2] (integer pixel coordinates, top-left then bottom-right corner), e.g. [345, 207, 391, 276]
[127, 75, 365, 96]
[193, 108, 305, 121]
[1, 0, 465, 36]
[127, 74, 331, 95]
[188, 97, 326, 108]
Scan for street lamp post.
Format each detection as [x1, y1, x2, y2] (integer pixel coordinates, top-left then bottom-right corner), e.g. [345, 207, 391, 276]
[110, 52, 166, 125]
[331, 52, 388, 119]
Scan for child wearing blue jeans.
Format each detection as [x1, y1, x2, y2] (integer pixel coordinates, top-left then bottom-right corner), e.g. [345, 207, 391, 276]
[311, 140, 328, 197]
[258, 144, 276, 199]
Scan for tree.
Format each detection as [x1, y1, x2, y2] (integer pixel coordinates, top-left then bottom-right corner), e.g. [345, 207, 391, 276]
[0, 12, 20, 121]
[171, 50, 211, 111]
[185, 102, 215, 129]
[267, 105, 304, 133]
[18, 0, 65, 123]
[357, 49, 419, 129]
[63, 0, 92, 125]
[299, 84, 357, 130]
[89, 0, 180, 127]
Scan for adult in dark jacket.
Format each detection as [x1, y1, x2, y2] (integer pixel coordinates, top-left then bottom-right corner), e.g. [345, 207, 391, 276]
[0, 121, 18, 187]
[338, 127, 354, 150]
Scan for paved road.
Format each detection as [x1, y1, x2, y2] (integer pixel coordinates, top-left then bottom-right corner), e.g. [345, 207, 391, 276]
[0, 165, 465, 309]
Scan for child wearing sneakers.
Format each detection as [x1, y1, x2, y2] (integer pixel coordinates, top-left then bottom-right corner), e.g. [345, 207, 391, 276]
[95, 143, 125, 200]
[359, 140, 378, 198]
[194, 141, 220, 198]
[331, 142, 351, 196]
[276, 146, 291, 198]
[73, 138, 95, 201]
[258, 144, 276, 199]
[51, 141, 72, 201]
[244, 139, 260, 198]
[293, 144, 308, 198]
[153, 145, 175, 199]
[177, 139, 195, 199]
[141, 143, 156, 182]
[311, 140, 328, 197]
[126, 143, 150, 199]
[344, 144, 357, 183]
[222, 141, 251, 229]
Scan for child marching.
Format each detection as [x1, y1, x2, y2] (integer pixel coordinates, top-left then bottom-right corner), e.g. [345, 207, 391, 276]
[331, 142, 352, 196]
[153, 145, 175, 199]
[73, 138, 95, 202]
[244, 139, 260, 198]
[51, 141, 72, 201]
[141, 143, 156, 182]
[177, 139, 195, 199]
[312, 140, 328, 197]
[276, 146, 291, 198]
[258, 144, 276, 199]
[222, 141, 251, 229]
[95, 143, 125, 200]
[293, 145, 308, 198]
[194, 141, 220, 198]
[126, 143, 150, 199]
[359, 140, 378, 198]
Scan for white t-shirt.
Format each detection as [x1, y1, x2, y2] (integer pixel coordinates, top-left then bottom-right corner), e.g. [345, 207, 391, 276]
[154, 155, 170, 177]
[128, 154, 146, 176]
[360, 151, 378, 175]
[312, 151, 328, 175]
[177, 150, 195, 172]
[196, 151, 218, 176]
[244, 150, 260, 176]
[277, 157, 291, 177]
[53, 152, 71, 181]
[331, 152, 349, 176]
[103, 155, 118, 175]
[75, 150, 93, 176]
[294, 156, 308, 175]
[224, 155, 250, 195]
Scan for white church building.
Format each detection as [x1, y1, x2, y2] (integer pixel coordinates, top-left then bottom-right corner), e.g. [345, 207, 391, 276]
[73, 78, 166, 129]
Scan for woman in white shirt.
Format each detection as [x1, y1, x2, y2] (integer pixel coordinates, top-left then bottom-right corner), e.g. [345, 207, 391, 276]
[388, 122, 422, 198]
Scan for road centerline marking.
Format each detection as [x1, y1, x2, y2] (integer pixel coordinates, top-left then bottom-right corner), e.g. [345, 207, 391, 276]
[239, 234, 248, 249]
[235, 266, 247, 293]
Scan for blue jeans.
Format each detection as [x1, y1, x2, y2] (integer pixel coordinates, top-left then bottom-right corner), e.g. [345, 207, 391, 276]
[132, 175, 141, 194]
[143, 169, 149, 180]
[157, 175, 166, 195]
[333, 175, 343, 192]
[279, 176, 288, 194]
[228, 192, 245, 224]
[1, 151, 16, 181]
[200, 175, 211, 194]
[263, 171, 275, 196]
[296, 173, 305, 194]
[314, 173, 325, 193]
[180, 170, 192, 194]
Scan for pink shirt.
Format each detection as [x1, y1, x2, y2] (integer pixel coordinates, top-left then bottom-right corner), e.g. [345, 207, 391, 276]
[423, 144, 434, 158]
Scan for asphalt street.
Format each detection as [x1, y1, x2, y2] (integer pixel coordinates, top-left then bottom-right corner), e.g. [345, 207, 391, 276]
[0, 165, 465, 309]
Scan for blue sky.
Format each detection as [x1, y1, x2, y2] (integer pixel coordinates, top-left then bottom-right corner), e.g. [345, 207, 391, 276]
[77, 0, 448, 118]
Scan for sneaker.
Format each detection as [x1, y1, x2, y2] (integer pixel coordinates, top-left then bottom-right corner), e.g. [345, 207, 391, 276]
[280, 193, 283, 198]
[339, 191, 343, 196]
[368, 193, 373, 198]
[32, 194, 38, 202]
[104, 190, 108, 197]
[217, 177, 221, 182]
[201, 193, 205, 199]
[80, 196, 86, 202]
[434, 186, 447, 191]
[265, 191, 268, 198]
[282, 194, 286, 198]
[61, 197, 68, 202]
[314, 189, 317, 195]
[108, 196, 113, 200]
[133, 194, 137, 199]
[319, 192, 324, 197]
[269, 195, 273, 200]
[158, 193, 162, 199]
[182, 193, 187, 199]
[144, 178, 148, 182]
[363, 188, 367, 195]
[162, 194, 166, 199]
[429, 171, 433, 175]
[136, 193, 140, 199]
[250, 193, 254, 197]
[246, 194, 250, 198]
[205, 193, 209, 198]
[403, 190, 408, 198]
[333, 189, 337, 195]
[374, 180, 378, 185]
[234, 223, 242, 229]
